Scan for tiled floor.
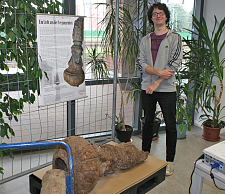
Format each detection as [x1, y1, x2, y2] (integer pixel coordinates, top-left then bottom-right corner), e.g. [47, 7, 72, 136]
[1, 126, 225, 194]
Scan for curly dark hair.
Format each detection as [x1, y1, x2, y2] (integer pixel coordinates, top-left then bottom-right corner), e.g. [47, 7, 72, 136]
[147, 2, 170, 25]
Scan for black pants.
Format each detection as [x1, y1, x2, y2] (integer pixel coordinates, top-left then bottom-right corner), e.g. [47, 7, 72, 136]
[141, 90, 177, 162]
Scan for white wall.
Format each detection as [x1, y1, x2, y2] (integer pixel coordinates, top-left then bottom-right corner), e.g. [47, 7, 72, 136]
[194, 0, 225, 128]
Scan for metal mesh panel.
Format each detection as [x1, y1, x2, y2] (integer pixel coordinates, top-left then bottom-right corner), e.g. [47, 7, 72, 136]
[0, 82, 135, 181]
[74, 84, 134, 136]
[0, 0, 136, 183]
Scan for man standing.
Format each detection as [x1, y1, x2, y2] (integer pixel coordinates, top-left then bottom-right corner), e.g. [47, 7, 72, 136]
[136, 2, 182, 176]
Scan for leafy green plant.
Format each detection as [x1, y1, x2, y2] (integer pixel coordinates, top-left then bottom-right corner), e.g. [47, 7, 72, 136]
[97, 0, 153, 71]
[0, 0, 65, 174]
[95, 0, 154, 131]
[183, 15, 225, 128]
[0, 145, 14, 174]
[200, 104, 225, 128]
[154, 110, 164, 124]
[85, 45, 109, 80]
[126, 81, 141, 104]
[175, 69, 193, 133]
[115, 115, 123, 131]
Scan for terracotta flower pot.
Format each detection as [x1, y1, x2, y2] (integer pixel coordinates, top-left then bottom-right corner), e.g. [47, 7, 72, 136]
[202, 122, 222, 141]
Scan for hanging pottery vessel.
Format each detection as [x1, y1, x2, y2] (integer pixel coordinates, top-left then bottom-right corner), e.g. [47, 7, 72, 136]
[64, 17, 85, 87]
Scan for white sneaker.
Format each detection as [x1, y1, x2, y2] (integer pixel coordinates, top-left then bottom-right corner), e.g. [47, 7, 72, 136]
[166, 162, 174, 176]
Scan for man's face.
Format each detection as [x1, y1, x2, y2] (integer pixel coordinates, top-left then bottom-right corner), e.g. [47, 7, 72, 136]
[152, 8, 167, 27]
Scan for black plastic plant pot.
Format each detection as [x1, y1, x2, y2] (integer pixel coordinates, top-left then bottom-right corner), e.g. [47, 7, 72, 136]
[140, 117, 161, 140]
[115, 125, 133, 142]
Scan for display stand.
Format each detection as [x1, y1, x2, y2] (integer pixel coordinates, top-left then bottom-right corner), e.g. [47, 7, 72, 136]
[30, 156, 167, 194]
[191, 160, 225, 194]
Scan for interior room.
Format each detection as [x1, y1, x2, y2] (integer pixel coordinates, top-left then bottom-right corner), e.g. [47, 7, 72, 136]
[0, 0, 225, 193]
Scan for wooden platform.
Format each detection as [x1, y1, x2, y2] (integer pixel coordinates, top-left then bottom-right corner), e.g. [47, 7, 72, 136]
[30, 156, 167, 194]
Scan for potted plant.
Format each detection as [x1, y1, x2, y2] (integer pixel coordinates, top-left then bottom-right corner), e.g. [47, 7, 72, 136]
[140, 110, 162, 140]
[85, 45, 110, 80]
[183, 15, 225, 141]
[85, 43, 135, 142]
[127, 80, 163, 141]
[175, 69, 193, 139]
[92, 0, 153, 142]
[86, 43, 135, 142]
[115, 115, 133, 142]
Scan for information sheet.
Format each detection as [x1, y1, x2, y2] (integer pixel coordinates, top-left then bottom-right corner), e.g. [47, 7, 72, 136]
[36, 14, 86, 106]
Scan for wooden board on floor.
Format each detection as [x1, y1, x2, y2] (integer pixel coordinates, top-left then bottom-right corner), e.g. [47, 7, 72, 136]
[32, 165, 52, 180]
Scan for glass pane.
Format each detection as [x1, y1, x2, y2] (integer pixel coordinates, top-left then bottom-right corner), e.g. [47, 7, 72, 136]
[76, 0, 107, 79]
[161, 0, 194, 39]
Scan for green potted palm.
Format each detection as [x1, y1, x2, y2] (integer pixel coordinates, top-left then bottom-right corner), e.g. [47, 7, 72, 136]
[175, 69, 193, 139]
[85, 45, 110, 80]
[183, 15, 225, 141]
[98, 0, 149, 70]
[86, 43, 135, 142]
[94, 0, 153, 142]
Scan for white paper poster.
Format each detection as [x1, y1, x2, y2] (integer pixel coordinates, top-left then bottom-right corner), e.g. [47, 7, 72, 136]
[36, 14, 86, 106]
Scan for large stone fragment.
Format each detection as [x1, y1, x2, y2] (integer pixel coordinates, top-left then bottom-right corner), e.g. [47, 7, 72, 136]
[52, 136, 105, 194]
[115, 142, 149, 169]
[51, 136, 149, 194]
[92, 144, 123, 175]
[41, 169, 66, 194]
[93, 142, 149, 172]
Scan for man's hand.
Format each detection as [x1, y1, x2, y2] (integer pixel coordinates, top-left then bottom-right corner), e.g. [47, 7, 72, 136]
[146, 83, 159, 94]
[159, 69, 174, 79]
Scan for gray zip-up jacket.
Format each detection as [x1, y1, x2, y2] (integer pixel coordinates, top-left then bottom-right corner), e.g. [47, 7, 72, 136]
[136, 30, 182, 92]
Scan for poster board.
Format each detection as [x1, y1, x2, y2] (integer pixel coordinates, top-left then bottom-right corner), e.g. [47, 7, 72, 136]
[36, 14, 86, 106]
